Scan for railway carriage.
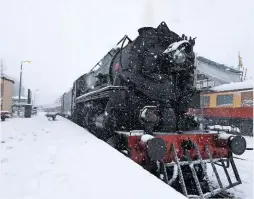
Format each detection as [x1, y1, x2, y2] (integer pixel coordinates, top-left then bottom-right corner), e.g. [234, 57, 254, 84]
[200, 81, 253, 135]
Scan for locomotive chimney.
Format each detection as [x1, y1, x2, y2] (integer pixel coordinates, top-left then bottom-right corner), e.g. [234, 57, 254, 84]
[138, 27, 156, 37]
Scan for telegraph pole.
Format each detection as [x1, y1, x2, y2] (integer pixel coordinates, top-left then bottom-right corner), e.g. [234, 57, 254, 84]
[18, 60, 31, 116]
[17, 62, 23, 116]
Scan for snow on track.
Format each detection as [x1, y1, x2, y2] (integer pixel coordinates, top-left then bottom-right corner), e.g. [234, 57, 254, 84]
[0, 113, 186, 199]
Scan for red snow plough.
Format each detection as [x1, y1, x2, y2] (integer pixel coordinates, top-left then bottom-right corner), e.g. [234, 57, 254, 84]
[114, 130, 246, 199]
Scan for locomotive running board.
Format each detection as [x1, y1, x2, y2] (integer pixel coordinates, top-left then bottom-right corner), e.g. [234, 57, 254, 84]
[161, 143, 241, 199]
[75, 86, 127, 103]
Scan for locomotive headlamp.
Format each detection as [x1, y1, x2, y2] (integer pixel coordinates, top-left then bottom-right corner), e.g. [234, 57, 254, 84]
[139, 106, 159, 124]
[228, 136, 246, 155]
[146, 138, 167, 161]
[217, 133, 247, 155]
[173, 49, 186, 64]
[140, 135, 167, 161]
[163, 40, 191, 64]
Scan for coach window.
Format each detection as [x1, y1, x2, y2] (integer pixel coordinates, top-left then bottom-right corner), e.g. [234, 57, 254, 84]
[201, 96, 210, 107]
[216, 94, 233, 106]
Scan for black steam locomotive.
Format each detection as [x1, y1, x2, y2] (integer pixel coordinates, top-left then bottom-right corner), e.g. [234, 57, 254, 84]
[45, 22, 246, 198]
[71, 21, 199, 141]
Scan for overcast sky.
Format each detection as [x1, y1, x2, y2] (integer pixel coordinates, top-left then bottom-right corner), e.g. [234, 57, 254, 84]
[1, 0, 253, 105]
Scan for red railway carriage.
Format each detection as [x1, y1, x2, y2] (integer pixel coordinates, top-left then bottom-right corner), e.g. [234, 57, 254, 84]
[198, 80, 253, 135]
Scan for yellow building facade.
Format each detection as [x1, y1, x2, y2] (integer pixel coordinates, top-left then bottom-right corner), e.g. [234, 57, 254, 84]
[1, 77, 15, 112]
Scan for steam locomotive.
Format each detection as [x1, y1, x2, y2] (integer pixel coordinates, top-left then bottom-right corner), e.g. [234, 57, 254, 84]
[45, 22, 247, 198]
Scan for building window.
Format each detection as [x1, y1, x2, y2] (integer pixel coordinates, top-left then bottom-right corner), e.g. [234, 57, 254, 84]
[216, 94, 233, 106]
[201, 95, 210, 107]
[241, 91, 253, 107]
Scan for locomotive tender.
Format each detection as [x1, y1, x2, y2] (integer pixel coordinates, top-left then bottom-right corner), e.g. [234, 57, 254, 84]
[47, 22, 247, 198]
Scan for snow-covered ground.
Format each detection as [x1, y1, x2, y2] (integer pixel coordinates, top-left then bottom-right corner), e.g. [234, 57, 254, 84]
[1, 113, 253, 199]
[207, 136, 253, 199]
[0, 112, 186, 199]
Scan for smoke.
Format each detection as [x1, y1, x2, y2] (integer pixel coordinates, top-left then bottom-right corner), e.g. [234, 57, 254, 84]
[142, 0, 155, 27]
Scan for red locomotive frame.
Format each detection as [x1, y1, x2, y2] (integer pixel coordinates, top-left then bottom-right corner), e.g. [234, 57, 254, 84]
[116, 130, 246, 198]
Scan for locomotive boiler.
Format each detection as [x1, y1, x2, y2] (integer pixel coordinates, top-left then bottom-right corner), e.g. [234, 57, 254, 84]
[48, 22, 247, 199]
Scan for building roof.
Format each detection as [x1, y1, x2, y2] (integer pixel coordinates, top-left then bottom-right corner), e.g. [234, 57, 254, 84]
[210, 79, 253, 92]
[197, 56, 242, 74]
[1, 76, 15, 84]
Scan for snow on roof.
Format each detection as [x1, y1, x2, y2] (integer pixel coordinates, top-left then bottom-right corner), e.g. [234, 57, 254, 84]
[210, 79, 253, 92]
[197, 56, 241, 74]
[12, 96, 27, 100]
[1, 76, 15, 83]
